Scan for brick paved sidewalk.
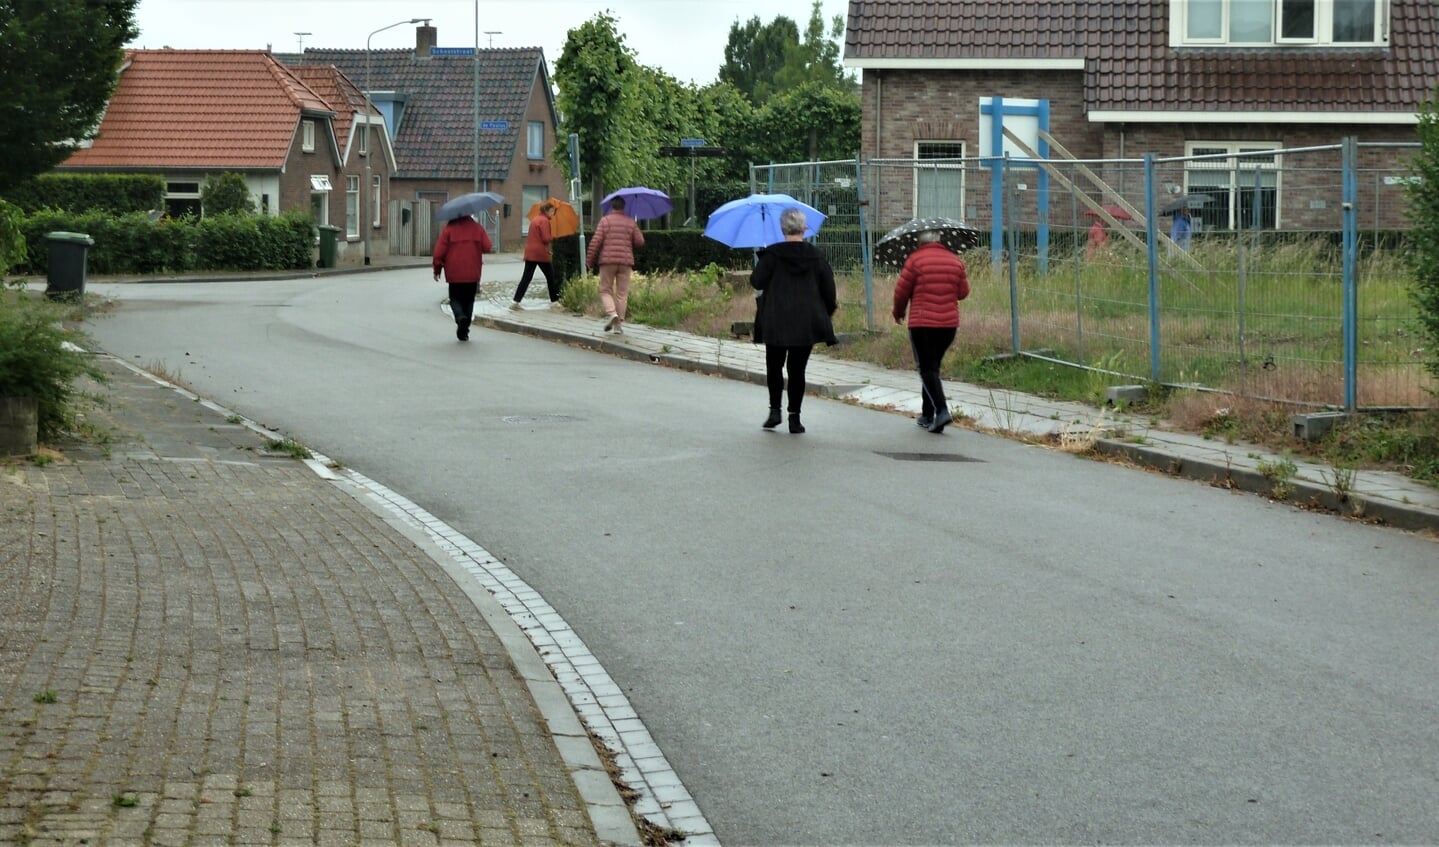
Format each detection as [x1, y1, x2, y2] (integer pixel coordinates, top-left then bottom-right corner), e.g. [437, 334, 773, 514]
[0, 358, 629, 846]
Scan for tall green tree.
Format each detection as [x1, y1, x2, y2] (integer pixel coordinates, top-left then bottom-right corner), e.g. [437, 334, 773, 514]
[0, 0, 138, 193]
[1406, 90, 1439, 383]
[553, 13, 634, 202]
[718, 16, 800, 106]
[774, 0, 855, 95]
[751, 81, 861, 163]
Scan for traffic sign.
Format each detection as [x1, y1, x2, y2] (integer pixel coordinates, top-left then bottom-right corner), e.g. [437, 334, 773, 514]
[430, 47, 475, 56]
[680, 137, 706, 147]
[479, 120, 510, 131]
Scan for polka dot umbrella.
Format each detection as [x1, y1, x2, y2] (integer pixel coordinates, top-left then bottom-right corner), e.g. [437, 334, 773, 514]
[874, 217, 981, 267]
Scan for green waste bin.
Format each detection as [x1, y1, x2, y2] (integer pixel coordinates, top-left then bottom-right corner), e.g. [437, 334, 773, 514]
[317, 225, 341, 268]
[45, 231, 94, 300]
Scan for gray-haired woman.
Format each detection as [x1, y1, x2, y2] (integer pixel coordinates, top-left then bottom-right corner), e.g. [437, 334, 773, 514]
[749, 208, 838, 433]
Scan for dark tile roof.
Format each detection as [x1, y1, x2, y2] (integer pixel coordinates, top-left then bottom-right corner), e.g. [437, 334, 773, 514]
[844, 1, 1438, 115]
[285, 47, 549, 180]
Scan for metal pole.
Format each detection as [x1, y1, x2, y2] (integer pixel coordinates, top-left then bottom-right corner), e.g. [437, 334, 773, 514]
[365, 18, 428, 267]
[1342, 135, 1358, 412]
[473, 0, 480, 193]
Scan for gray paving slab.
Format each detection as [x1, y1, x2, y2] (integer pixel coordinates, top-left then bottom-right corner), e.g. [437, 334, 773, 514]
[0, 356, 634, 846]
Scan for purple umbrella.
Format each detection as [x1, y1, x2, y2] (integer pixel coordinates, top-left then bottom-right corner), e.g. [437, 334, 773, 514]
[600, 187, 672, 221]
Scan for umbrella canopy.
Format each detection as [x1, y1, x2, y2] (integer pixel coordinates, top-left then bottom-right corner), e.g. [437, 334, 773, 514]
[874, 217, 981, 266]
[1161, 194, 1211, 215]
[702, 193, 826, 248]
[527, 199, 580, 238]
[435, 191, 504, 222]
[1082, 204, 1134, 221]
[599, 187, 672, 221]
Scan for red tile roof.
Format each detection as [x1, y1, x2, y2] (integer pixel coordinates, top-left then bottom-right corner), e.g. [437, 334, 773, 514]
[844, 1, 1438, 116]
[290, 64, 375, 155]
[64, 50, 335, 170]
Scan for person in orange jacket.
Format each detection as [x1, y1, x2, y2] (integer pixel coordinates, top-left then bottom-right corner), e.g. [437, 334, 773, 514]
[512, 202, 558, 310]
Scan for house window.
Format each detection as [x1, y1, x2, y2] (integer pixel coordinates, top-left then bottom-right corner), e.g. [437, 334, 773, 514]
[164, 181, 201, 218]
[302, 120, 316, 153]
[357, 122, 368, 156]
[1184, 142, 1281, 231]
[914, 141, 965, 221]
[1178, 0, 1385, 45]
[371, 175, 381, 228]
[310, 190, 328, 227]
[527, 121, 545, 159]
[346, 176, 360, 238]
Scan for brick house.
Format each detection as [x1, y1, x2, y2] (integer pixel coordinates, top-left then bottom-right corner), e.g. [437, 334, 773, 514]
[292, 24, 568, 253]
[60, 49, 396, 266]
[844, 0, 1436, 232]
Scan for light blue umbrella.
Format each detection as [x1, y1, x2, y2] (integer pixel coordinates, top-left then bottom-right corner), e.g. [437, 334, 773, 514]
[435, 191, 504, 221]
[703, 193, 826, 248]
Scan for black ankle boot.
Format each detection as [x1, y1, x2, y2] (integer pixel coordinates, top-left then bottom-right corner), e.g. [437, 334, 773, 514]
[762, 408, 782, 429]
[788, 413, 805, 434]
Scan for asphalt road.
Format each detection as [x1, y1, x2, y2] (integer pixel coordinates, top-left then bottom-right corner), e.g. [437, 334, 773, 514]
[84, 268, 1439, 845]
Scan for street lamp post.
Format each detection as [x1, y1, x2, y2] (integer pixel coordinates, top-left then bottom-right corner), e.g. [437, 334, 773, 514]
[364, 17, 428, 266]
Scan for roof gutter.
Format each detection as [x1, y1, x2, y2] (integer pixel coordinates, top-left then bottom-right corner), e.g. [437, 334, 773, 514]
[846, 57, 1086, 70]
[1090, 110, 1419, 124]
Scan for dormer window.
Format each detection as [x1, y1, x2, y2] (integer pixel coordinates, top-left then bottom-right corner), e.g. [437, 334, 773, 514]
[1175, 0, 1386, 46]
[302, 119, 316, 153]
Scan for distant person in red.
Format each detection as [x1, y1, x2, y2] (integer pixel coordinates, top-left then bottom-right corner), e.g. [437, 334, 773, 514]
[512, 202, 558, 309]
[432, 214, 493, 341]
[892, 230, 970, 434]
[1086, 218, 1109, 258]
[586, 196, 645, 335]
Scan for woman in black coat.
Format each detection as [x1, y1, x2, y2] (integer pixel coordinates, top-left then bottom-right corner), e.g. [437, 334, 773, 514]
[750, 208, 837, 434]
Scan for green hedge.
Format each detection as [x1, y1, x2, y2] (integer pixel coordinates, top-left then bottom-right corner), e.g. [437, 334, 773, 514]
[3, 173, 165, 215]
[15, 210, 314, 275]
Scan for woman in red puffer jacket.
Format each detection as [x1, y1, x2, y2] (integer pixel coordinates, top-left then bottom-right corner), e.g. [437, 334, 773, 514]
[892, 233, 970, 433]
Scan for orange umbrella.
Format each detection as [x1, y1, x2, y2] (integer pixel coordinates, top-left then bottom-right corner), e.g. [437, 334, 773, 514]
[526, 199, 580, 238]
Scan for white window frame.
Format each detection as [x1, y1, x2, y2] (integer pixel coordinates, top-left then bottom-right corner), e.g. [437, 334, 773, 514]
[913, 141, 966, 221]
[527, 121, 545, 160]
[346, 176, 360, 238]
[371, 174, 381, 228]
[357, 122, 369, 156]
[302, 119, 316, 153]
[1184, 141, 1283, 230]
[1172, 0, 1387, 47]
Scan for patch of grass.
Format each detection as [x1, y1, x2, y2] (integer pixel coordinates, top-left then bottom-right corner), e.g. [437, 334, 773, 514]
[33, 689, 57, 704]
[263, 437, 312, 460]
[112, 793, 139, 808]
[1257, 453, 1299, 500]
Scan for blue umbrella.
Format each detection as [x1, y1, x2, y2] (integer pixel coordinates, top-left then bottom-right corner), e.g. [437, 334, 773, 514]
[435, 191, 504, 221]
[703, 193, 826, 248]
[599, 187, 672, 220]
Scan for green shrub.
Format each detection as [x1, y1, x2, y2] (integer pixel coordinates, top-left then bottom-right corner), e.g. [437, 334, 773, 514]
[0, 286, 104, 440]
[3, 173, 164, 215]
[201, 173, 256, 216]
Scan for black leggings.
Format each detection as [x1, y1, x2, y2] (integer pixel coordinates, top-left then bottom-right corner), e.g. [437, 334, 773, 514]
[514, 261, 558, 302]
[448, 282, 478, 325]
[909, 327, 956, 417]
[766, 345, 813, 413]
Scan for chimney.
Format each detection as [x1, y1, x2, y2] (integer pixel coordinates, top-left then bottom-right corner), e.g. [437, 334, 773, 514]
[415, 25, 437, 58]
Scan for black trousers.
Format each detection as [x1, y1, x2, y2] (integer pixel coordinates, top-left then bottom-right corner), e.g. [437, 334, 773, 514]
[514, 261, 558, 302]
[909, 326, 956, 417]
[766, 344, 813, 413]
[448, 282, 478, 326]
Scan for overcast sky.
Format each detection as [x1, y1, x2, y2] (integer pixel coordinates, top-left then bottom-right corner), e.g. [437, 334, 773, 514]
[126, 0, 851, 86]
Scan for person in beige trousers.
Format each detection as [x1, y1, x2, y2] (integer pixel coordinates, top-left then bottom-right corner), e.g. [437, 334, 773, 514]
[585, 197, 645, 335]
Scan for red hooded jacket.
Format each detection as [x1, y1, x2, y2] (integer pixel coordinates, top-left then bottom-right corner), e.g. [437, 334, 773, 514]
[892, 242, 970, 328]
[432, 217, 493, 284]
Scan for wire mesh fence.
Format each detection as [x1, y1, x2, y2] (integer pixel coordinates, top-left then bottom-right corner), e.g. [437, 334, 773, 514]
[752, 139, 1434, 411]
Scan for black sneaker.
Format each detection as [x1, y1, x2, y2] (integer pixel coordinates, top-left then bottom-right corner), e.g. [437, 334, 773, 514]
[916, 416, 933, 428]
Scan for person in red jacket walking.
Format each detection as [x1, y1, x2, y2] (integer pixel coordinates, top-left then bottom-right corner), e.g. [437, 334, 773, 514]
[512, 202, 558, 310]
[585, 197, 645, 335]
[892, 231, 970, 433]
[433, 214, 493, 341]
